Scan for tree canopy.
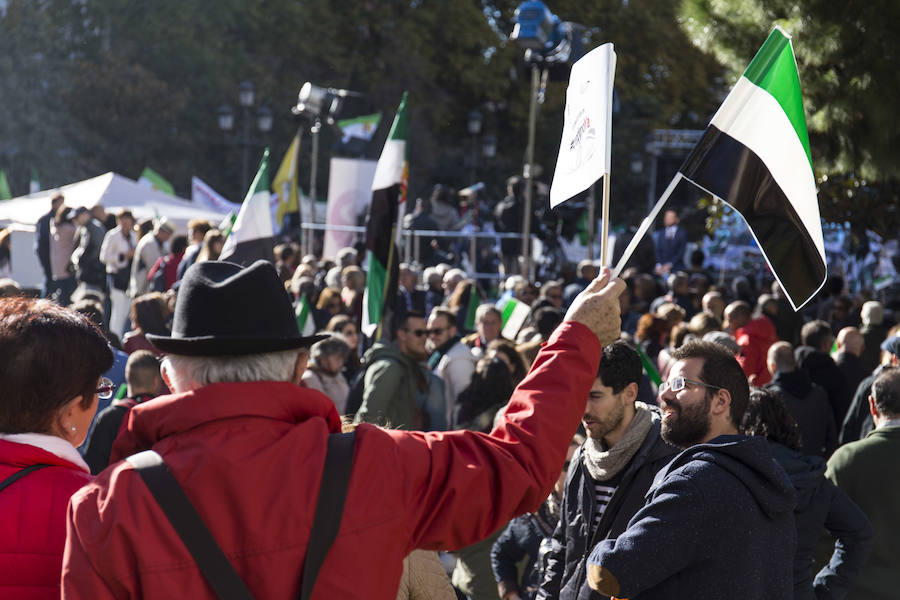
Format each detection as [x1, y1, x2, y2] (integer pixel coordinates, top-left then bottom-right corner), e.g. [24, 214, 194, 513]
[0, 0, 893, 236]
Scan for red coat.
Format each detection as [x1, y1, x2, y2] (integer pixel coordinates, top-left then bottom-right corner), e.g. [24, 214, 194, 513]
[735, 316, 779, 385]
[62, 322, 601, 599]
[0, 439, 92, 600]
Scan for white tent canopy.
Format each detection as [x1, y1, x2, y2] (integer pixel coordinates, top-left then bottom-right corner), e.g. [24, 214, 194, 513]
[0, 172, 230, 231]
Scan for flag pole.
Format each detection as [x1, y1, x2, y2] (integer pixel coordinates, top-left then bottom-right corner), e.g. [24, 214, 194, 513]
[612, 172, 683, 278]
[600, 174, 611, 267]
[375, 224, 399, 341]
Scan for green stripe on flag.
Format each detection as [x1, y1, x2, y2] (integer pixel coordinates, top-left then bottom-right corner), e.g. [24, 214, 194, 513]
[742, 27, 812, 168]
[365, 249, 387, 329]
[501, 298, 521, 326]
[115, 383, 128, 400]
[0, 170, 11, 200]
[634, 343, 662, 386]
[296, 294, 312, 333]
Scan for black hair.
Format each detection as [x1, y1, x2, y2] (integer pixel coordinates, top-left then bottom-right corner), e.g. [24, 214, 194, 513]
[669, 340, 749, 427]
[597, 340, 643, 394]
[801, 320, 833, 349]
[741, 388, 802, 450]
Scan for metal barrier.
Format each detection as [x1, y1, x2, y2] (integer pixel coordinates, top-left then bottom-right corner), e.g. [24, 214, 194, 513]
[299, 223, 535, 282]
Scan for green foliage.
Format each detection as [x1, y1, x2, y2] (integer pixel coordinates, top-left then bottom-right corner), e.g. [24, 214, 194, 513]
[679, 0, 900, 184]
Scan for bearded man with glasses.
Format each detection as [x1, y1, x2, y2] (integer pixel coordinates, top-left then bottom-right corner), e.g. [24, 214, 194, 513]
[586, 341, 797, 600]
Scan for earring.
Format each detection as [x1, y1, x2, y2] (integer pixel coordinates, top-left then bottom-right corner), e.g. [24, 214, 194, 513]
[70, 425, 77, 432]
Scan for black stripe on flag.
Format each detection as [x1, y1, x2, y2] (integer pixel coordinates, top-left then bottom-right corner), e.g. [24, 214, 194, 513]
[219, 237, 275, 267]
[681, 127, 825, 304]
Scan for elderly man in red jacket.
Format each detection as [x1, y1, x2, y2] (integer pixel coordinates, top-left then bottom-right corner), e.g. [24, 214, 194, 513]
[62, 260, 624, 599]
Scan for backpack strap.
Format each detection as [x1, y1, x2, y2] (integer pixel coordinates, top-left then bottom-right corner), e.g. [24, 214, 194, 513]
[0, 463, 51, 493]
[127, 430, 356, 600]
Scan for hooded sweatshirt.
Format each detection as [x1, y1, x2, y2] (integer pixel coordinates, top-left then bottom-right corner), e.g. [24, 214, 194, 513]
[767, 442, 872, 600]
[766, 371, 837, 457]
[587, 435, 797, 600]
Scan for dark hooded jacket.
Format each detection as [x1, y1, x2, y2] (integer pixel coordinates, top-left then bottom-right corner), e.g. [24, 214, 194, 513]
[538, 414, 677, 600]
[766, 371, 837, 457]
[587, 435, 797, 600]
[768, 442, 872, 600]
[795, 346, 851, 427]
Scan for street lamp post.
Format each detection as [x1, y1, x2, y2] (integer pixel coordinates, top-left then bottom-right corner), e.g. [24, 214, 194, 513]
[467, 110, 483, 185]
[217, 81, 273, 199]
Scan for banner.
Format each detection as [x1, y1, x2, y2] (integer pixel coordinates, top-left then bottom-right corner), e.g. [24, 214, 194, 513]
[324, 157, 377, 260]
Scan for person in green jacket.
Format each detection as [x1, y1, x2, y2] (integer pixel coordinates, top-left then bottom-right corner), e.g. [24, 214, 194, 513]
[354, 310, 439, 430]
[827, 367, 900, 599]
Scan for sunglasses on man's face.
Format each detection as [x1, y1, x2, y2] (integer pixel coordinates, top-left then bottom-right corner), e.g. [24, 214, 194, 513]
[426, 327, 446, 336]
[404, 328, 427, 337]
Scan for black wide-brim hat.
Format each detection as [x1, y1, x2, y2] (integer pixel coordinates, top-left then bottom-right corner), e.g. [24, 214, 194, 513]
[147, 260, 328, 356]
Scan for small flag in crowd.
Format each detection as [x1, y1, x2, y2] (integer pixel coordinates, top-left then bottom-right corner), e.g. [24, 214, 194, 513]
[295, 294, 316, 336]
[273, 133, 301, 229]
[549, 43, 616, 209]
[138, 167, 175, 196]
[192, 176, 241, 213]
[679, 26, 825, 310]
[29, 168, 40, 194]
[634, 342, 662, 387]
[338, 112, 382, 144]
[501, 297, 531, 341]
[362, 93, 408, 339]
[219, 149, 276, 266]
[0, 170, 11, 200]
[464, 283, 479, 332]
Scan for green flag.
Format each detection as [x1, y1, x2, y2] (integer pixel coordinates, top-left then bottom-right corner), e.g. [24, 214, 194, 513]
[295, 294, 316, 336]
[362, 93, 408, 339]
[0, 170, 11, 200]
[464, 283, 480, 331]
[634, 343, 662, 386]
[139, 166, 175, 196]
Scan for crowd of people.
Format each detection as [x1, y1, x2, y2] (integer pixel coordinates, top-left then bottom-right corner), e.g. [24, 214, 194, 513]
[0, 188, 897, 600]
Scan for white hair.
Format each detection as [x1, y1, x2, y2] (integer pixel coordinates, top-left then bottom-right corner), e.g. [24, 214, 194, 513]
[861, 301, 884, 326]
[163, 349, 302, 392]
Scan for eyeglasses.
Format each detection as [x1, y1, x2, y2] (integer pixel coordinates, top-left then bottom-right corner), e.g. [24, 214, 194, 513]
[426, 327, 446, 336]
[404, 328, 427, 337]
[659, 376, 723, 395]
[96, 377, 115, 400]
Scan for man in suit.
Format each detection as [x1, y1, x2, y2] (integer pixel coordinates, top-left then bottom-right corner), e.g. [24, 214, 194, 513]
[653, 209, 687, 275]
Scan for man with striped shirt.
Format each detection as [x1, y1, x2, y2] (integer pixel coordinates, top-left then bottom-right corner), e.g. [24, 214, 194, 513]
[539, 341, 677, 599]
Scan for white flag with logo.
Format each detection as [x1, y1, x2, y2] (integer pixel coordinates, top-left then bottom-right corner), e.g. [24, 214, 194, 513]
[549, 43, 616, 209]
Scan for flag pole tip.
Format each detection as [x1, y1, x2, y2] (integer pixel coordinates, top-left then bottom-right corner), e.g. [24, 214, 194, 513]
[772, 24, 792, 39]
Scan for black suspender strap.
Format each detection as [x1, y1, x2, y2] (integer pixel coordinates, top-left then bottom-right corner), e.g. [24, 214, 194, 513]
[0, 463, 51, 493]
[127, 430, 356, 600]
[126, 450, 255, 600]
[300, 431, 356, 600]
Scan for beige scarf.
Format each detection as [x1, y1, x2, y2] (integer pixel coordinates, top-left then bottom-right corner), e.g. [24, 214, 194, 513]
[583, 402, 654, 482]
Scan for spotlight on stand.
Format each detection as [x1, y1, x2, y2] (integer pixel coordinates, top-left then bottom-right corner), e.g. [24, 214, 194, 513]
[509, 1, 584, 279]
[290, 81, 364, 255]
[510, 1, 559, 51]
[292, 82, 361, 124]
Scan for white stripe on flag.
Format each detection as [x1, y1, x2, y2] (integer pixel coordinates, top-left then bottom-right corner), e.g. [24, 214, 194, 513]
[710, 77, 823, 257]
[371, 140, 406, 190]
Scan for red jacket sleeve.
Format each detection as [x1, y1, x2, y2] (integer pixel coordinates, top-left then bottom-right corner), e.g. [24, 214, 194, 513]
[385, 321, 601, 552]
